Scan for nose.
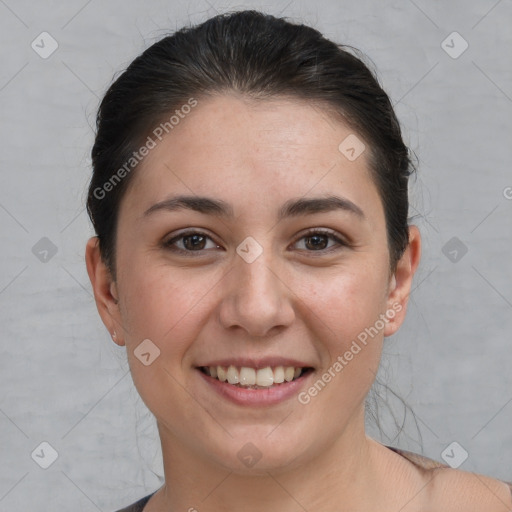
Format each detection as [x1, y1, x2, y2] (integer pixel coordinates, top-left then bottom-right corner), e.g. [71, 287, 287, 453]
[218, 249, 295, 337]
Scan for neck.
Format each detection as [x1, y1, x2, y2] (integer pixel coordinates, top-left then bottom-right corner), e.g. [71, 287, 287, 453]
[151, 407, 385, 512]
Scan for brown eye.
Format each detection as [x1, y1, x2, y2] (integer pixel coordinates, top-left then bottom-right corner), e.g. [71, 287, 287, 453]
[164, 231, 220, 254]
[294, 229, 347, 253]
[304, 234, 329, 250]
[182, 234, 207, 250]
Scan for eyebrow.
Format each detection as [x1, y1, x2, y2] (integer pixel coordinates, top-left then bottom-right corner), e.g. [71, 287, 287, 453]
[143, 194, 365, 220]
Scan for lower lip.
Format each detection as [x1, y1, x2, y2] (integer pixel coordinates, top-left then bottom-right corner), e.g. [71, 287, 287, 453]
[196, 368, 314, 406]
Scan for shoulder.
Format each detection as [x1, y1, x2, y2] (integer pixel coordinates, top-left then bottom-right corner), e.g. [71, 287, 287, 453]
[429, 466, 512, 511]
[387, 445, 512, 511]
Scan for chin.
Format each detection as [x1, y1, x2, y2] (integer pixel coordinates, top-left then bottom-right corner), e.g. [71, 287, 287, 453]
[204, 433, 310, 476]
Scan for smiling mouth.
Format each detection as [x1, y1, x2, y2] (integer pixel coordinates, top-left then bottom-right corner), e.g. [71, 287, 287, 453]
[197, 365, 314, 389]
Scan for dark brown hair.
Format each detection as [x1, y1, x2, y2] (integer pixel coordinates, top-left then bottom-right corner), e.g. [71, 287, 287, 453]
[87, 9, 414, 279]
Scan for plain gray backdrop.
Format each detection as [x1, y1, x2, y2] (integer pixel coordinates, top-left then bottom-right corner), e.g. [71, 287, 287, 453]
[1, 0, 511, 510]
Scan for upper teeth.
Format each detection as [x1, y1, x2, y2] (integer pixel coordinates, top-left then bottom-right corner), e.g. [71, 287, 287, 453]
[204, 365, 304, 387]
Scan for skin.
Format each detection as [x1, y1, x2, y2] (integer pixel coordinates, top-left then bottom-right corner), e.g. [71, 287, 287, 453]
[86, 95, 511, 511]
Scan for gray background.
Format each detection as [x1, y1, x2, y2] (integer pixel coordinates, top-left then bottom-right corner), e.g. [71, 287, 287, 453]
[1, 0, 511, 510]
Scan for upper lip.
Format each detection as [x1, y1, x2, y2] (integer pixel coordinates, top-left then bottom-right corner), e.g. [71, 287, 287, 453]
[196, 357, 314, 370]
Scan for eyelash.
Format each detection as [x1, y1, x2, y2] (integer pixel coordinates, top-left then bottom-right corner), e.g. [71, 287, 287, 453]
[163, 228, 349, 256]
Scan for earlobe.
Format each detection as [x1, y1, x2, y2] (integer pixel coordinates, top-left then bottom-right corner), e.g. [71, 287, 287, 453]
[384, 226, 421, 337]
[85, 236, 125, 345]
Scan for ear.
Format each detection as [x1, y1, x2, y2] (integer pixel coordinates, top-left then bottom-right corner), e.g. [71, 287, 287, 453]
[85, 236, 125, 346]
[384, 225, 421, 337]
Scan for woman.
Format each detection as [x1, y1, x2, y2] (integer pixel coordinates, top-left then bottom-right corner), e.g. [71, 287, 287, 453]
[85, 10, 512, 512]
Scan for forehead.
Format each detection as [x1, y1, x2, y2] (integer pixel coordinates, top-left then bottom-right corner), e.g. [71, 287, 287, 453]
[120, 94, 383, 223]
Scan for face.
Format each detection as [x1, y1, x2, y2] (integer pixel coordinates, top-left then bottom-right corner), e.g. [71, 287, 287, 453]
[87, 94, 419, 475]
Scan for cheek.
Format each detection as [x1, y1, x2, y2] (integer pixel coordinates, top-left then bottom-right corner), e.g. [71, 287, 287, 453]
[299, 264, 388, 345]
[117, 256, 214, 358]
[297, 270, 386, 413]
[118, 261, 218, 418]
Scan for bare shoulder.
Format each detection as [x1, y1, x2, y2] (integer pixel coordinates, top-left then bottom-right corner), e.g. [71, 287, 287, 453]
[428, 466, 512, 511]
[377, 442, 512, 511]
